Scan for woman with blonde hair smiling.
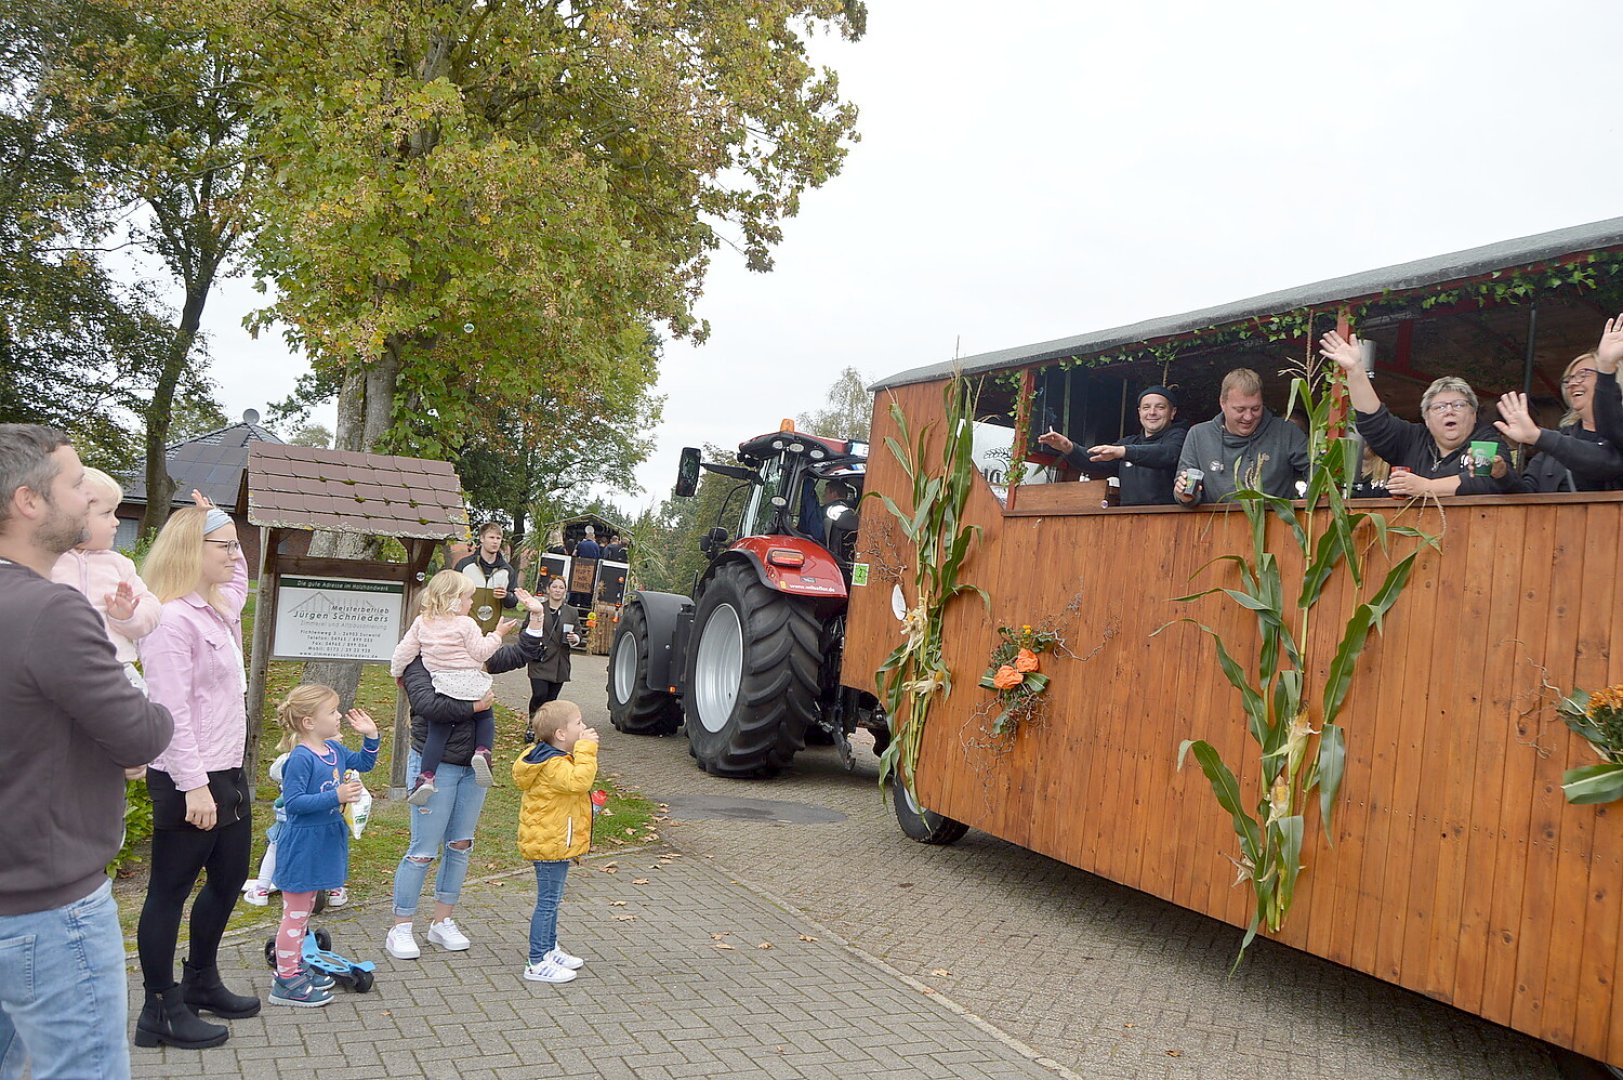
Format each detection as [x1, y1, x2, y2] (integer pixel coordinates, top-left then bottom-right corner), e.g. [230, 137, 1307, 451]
[133, 492, 258, 1051]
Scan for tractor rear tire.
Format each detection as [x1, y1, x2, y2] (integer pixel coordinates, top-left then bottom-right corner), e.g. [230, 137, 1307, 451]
[892, 778, 968, 845]
[607, 603, 682, 736]
[684, 561, 820, 777]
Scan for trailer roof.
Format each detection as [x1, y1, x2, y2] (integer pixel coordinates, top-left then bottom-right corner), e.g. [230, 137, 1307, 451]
[872, 216, 1623, 392]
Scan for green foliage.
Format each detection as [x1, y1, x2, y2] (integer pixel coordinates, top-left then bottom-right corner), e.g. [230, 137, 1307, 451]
[630, 445, 745, 597]
[108, 777, 153, 877]
[976, 624, 1057, 736]
[1557, 686, 1623, 805]
[797, 366, 874, 442]
[1163, 347, 1439, 964]
[872, 378, 989, 799]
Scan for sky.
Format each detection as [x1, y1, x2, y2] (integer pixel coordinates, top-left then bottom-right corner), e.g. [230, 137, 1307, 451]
[196, 0, 1623, 512]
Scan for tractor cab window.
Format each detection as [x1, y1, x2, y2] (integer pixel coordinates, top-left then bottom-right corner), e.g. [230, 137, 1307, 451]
[739, 455, 787, 538]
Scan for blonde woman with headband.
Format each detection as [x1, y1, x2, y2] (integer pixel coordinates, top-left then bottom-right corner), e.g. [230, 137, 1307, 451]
[133, 492, 257, 1051]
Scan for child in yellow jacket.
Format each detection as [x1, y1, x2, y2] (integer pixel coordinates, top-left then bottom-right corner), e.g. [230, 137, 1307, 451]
[512, 699, 598, 984]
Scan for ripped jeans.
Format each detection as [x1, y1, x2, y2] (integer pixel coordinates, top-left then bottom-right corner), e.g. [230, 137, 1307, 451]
[392, 749, 489, 918]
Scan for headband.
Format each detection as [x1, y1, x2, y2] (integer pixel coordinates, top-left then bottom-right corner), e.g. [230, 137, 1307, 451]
[204, 508, 232, 534]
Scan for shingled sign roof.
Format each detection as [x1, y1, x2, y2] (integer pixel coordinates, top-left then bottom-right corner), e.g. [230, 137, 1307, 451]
[245, 443, 468, 540]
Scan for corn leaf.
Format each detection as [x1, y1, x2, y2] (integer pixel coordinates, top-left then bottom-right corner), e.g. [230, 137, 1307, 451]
[1178, 740, 1262, 866]
[1316, 723, 1346, 840]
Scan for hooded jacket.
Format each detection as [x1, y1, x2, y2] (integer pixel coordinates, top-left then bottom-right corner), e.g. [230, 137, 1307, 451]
[1176, 410, 1309, 504]
[513, 739, 598, 861]
[50, 547, 162, 663]
[1062, 422, 1189, 506]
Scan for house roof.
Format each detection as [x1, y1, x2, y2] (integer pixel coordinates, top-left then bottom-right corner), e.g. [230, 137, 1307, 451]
[245, 443, 468, 540]
[122, 421, 284, 510]
[872, 215, 1623, 392]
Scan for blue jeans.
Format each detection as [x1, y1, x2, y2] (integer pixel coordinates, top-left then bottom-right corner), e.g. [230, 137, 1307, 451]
[0, 880, 128, 1080]
[529, 861, 570, 962]
[392, 750, 489, 918]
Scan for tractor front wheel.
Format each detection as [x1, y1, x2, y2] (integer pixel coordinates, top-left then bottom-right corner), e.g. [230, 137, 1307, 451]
[607, 603, 682, 736]
[684, 561, 820, 777]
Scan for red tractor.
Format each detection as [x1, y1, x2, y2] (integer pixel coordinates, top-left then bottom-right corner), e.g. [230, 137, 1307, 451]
[606, 427, 884, 776]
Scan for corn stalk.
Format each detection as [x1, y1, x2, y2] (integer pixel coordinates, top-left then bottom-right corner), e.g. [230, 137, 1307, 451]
[1163, 355, 1440, 966]
[872, 377, 989, 799]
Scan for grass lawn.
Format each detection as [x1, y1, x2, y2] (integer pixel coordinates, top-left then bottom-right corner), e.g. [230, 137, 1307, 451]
[113, 591, 655, 943]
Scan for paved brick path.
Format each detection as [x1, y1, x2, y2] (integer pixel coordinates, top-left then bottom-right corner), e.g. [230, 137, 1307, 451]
[126, 654, 1571, 1078]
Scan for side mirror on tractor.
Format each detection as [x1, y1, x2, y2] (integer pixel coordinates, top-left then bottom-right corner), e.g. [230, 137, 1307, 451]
[699, 526, 730, 556]
[675, 446, 702, 498]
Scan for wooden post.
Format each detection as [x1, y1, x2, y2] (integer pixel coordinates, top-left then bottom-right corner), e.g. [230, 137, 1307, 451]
[243, 526, 281, 787]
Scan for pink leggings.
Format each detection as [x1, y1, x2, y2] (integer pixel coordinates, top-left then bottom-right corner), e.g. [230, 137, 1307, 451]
[275, 891, 316, 979]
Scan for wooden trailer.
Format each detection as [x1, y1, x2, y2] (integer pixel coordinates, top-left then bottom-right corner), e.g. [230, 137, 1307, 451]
[843, 217, 1623, 1066]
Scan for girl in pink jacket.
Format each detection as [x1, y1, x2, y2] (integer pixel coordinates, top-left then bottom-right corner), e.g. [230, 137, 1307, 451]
[390, 570, 515, 802]
[50, 468, 161, 689]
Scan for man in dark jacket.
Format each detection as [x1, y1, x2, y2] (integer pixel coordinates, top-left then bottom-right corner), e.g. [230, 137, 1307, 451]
[455, 521, 517, 610]
[1175, 369, 1309, 504]
[1038, 385, 1188, 506]
[0, 425, 174, 1078]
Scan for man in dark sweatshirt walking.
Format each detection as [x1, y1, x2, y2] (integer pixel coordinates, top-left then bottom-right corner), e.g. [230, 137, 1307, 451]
[0, 425, 174, 1078]
[1174, 368, 1309, 505]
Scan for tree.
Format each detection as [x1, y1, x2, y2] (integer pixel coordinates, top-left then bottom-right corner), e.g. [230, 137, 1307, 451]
[55, 9, 257, 534]
[633, 445, 747, 596]
[0, 0, 169, 469]
[797, 365, 873, 441]
[163, 383, 229, 441]
[288, 423, 332, 448]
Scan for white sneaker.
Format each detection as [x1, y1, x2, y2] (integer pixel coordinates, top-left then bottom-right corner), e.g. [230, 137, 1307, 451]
[326, 887, 349, 908]
[242, 882, 270, 907]
[427, 918, 470, 951]
[386, 923, 421, 960]
[523, 958, 577, 984]
[545, 946, 584, 970]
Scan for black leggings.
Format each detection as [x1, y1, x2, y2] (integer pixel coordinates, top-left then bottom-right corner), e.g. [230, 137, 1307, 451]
[419, 708, 495, 778]
[528, 679, 563, 716]
[136, 815, 252, 991]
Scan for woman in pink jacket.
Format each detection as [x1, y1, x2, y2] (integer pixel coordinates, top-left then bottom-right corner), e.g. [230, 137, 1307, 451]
[132, 497, 258, 1051]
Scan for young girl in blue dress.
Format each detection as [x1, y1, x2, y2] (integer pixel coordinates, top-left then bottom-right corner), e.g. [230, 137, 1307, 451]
[269, 684, 380, 1007]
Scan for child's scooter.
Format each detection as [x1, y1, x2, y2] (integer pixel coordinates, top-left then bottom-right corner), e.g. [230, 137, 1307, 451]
[263, 925, 376, 993]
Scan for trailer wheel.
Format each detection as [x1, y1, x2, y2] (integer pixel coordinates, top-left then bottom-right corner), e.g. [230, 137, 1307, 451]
[892, 779, 968, 845]
[684, 561, 819, 777]
[607, 603, 681, 736]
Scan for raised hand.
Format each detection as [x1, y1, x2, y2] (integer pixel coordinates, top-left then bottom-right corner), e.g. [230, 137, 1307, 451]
[1597, 314, 1623, 374]
[1493, 391, 1541, 445]
[495, 617, 520, 637]
[512, 587, 544, 613]
[1035, 429, 1074, 455]
[191, 488, 213, 509]
[346, 708, 379, 738]
[1318, 330, 1364, 374]
[104, 580, 137, 622]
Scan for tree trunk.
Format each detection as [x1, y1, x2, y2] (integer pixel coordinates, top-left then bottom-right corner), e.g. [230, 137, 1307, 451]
[138, 267, 215, 536]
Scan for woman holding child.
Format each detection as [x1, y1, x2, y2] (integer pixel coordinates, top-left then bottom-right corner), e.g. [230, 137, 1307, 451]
[133, 495, 258, 1051]
[387, 585, 549, 961]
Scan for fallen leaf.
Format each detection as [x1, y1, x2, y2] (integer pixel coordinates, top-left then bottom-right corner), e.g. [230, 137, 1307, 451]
[896, 882, 914, 889]
[710, 932, 731, 940]
[614, 914, 636, 922]
[713, 942, 734, 950]
[1165, 1049, 1182, 1058]
[930, 968, 951, 977]
[632, 878, 650, 885]
[1123, 1023, 1135, 1029]
[624, 828, 637, 836]
[756, 942, 773, 950]
[798, 934, 817, 942]
[702, 854, 715, 859]
[600, 864, 619, 875]
[608, 901, 627, 907]
[921, 987, 936, 995]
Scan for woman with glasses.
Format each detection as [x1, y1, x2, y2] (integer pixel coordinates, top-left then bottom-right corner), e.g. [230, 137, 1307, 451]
[1492, 351, 1623, 492]
[132, 493, 258, 1050]
[1321, 331, 1518, 497]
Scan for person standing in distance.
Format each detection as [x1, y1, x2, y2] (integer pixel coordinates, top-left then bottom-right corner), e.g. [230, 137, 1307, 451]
[455, 522, 518, 611]
[0, 425, 173, 1078]
[1037, 386, 1189, 506]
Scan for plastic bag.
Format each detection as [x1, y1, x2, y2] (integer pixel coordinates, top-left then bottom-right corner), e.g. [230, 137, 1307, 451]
[342, 769, 372, 839]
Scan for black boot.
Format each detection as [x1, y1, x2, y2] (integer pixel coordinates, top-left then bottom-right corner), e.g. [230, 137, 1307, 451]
[181, 958, 262, 1018]
[133, 985, 229, 1050]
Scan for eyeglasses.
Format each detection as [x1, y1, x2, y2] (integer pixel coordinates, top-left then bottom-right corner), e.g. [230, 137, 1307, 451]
[203, 538, 242, 553]
[1425, 401, 1474, 415]
[1562, 368, 1598, 387]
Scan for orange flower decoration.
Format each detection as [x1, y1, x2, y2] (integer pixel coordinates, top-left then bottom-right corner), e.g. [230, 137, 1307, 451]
[1014, 648, 1039, 674]
[992, 665, 1024, 690]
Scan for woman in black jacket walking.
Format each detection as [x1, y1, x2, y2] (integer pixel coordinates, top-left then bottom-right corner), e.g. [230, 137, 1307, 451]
[520, 577, 580, 715]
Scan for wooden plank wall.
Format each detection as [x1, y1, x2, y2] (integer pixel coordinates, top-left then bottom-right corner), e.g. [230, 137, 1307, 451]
[847, 380, 1623, 1066]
